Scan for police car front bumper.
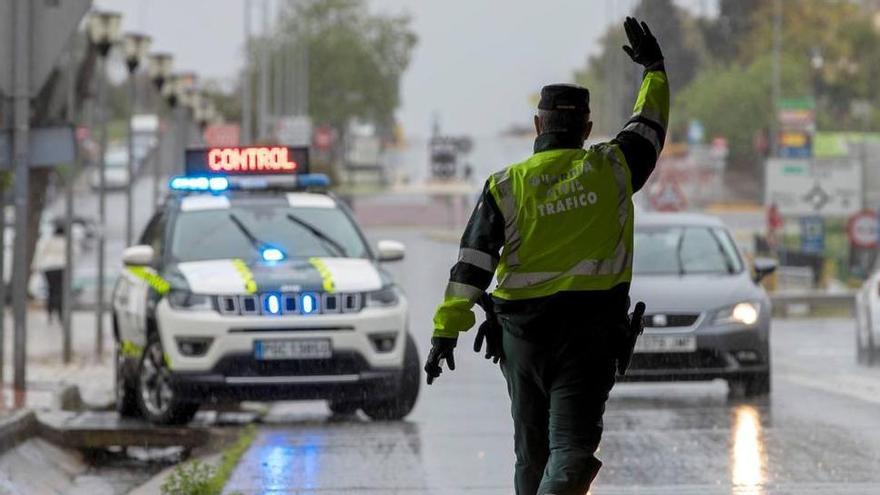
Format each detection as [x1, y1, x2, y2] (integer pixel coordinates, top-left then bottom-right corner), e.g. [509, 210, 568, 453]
[154, 297, 408, 376]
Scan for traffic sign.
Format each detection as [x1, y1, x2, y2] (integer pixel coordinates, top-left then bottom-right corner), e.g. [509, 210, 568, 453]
[799, 216, 825, 254]
[314, 126, 334, 151]
[0, 125, 76, 169]
[765, 158, 861, 217]
[648, 179, 687, 212]
[0, 0, 91, 97]
[204, 124, 241, 147]
[847, 210, 879, 249]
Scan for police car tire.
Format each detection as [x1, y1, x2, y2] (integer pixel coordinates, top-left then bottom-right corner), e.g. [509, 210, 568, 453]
[115, 346, 140, 418]
[362, 333, 421, 421]
[136, 338, 200, 425]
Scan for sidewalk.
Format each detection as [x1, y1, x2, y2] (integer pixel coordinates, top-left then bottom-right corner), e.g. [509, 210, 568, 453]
[0, 308, 114, 415]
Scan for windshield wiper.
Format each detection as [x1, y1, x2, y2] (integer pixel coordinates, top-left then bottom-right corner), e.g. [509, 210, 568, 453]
[675, 229, 687, 276]
[229, 213, 267, 251]
[285, 213, 349, 258]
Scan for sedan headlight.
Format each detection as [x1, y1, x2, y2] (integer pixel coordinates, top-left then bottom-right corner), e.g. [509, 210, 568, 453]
[367, 285, 401, 308]
[167, 290, 214, 311]
[713, 302, 761, 326]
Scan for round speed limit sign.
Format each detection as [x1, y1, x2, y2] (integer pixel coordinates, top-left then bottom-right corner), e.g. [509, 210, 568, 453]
[847, 210, 880, 248]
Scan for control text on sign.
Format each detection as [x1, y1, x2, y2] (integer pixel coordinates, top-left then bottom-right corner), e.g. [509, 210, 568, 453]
[208, 147, 298, 173]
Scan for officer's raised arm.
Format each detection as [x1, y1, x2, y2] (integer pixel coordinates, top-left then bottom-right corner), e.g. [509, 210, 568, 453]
[424, 180, 505, 384]
[613, 17, 670, 192]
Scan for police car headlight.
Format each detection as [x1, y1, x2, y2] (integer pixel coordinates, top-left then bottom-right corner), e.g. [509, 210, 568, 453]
[167, 290, 214, 311]
[366, 286, 400, 308]
[713, 302, 760, 326]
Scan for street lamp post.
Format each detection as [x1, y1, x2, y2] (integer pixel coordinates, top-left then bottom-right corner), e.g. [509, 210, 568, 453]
[147, 53, 174, 211]
[88, 10, 122, 360]
[123, 33, 152, 248]
[162, 75, 185, 175]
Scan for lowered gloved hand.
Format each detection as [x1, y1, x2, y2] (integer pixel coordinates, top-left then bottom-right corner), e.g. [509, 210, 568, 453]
[424, 336, 457, 385]
[474, 293, 502, 364]
[622, 16, 664, 71]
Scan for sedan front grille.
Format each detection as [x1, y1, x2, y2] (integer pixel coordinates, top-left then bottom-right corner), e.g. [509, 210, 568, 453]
[215, 292, 365, 316]
[642, 313, 701, 328]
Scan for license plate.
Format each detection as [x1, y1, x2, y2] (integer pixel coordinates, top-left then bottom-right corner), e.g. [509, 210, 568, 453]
[634, 334, 697, 353]
[254, 339, 332, 360]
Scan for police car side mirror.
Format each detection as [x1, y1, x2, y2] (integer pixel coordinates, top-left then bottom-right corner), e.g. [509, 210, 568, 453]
[123, 245, 155, 266]
[752, 257, 777, 284]
[376, 240, 405, 262]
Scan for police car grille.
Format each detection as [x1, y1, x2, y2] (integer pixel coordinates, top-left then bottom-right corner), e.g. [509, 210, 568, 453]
[215, 292, 365, 316]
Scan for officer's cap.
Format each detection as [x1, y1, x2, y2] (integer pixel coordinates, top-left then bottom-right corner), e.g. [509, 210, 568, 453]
[538, 84, 590, 113]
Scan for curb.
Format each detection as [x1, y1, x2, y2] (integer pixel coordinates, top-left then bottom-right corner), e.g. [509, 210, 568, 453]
[0, 409, 38, 455]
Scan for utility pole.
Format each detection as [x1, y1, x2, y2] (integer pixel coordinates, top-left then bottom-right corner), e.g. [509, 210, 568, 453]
[95, 55, 108, 359]
[770, 0, 782, 157]
[258, 0, 270, 141]
[63, 48, 77, 364]
[242, 0, 253, 144]
[11, 0, 32, 390]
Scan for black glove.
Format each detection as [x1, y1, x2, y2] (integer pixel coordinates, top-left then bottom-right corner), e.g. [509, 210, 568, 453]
[425, 336, 457, 385]
[622, 17, 664, 71]
[474, 293, 502, 364]
[474, 319, 502, 364]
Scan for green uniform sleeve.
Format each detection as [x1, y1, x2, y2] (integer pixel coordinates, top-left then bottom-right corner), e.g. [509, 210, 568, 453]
[432, 181, 505, 338]
[614, 69, 670, 191]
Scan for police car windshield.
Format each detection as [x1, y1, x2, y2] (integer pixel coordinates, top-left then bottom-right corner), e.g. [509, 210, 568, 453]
[169, 205, 368, 262]
[633, 226, 743, 276]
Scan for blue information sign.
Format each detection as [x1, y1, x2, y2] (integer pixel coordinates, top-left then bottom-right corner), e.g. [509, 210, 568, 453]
[800, 216, 825, 254]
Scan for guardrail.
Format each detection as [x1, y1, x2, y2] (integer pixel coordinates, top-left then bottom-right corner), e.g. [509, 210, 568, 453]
[770, 291, 855, 317]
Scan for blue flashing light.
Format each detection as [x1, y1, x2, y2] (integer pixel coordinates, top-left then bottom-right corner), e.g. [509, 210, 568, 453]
[296, 174, 331, 188]
[301, 293, 318, 314]
[261, 247, 286, 262]
[169, 175, 229, 192]
[264, 293, 281, 315]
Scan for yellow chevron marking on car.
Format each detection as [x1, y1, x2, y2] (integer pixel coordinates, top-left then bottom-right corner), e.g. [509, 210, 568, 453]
[127, 266, 171, 295]
[232, 259, 258, 294]
[309, 257, 336, 293]
[120, 339, 143, 358]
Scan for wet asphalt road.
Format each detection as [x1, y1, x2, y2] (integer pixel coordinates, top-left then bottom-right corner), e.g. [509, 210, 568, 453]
[222, 228, 880, 495]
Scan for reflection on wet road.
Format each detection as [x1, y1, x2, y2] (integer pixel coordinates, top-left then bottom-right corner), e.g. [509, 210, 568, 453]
[224, 230, 880, 494]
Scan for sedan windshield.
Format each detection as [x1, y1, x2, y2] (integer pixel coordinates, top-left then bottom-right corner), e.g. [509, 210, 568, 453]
[634, 226, 743, 276]
[169, 205, 369, 263]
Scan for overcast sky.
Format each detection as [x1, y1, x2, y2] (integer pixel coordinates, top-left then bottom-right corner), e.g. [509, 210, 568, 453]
[95, 0, 717, 137]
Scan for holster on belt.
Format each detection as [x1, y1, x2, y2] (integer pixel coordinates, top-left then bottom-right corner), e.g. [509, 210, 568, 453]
[616, 300, 646, 376]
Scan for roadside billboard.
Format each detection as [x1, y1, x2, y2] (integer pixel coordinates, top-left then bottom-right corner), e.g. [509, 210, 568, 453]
[764, 158, 861, 217]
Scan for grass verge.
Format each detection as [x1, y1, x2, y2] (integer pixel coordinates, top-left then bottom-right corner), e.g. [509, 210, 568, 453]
[160, 425, 257, 495]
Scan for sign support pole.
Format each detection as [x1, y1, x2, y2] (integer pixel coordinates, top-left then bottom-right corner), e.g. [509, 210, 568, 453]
[11, 0, 31, 391]
[62, 48, 76, 364]
[95, 55, 107, 360]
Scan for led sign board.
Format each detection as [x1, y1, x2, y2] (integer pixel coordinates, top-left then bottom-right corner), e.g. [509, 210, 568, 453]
[185, 146, 310, 176]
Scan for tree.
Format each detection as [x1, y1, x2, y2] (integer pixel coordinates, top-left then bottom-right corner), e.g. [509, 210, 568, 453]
[249, 0, 417, 139]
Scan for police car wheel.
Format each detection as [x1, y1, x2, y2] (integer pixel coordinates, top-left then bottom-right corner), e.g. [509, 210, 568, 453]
[362, 333, 420, 421]
[136, 338, 199, 425]
[115, 345, 140, 418]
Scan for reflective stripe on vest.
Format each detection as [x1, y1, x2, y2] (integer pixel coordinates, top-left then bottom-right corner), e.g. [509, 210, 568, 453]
[458, 248, 497, 272]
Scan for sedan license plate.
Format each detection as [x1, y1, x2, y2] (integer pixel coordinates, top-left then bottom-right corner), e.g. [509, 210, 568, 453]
[255, 339, 332, 360]
[634, 334, 697, 353]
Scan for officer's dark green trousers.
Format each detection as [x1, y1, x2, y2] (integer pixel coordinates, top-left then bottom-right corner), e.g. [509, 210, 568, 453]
[498, 297, 619, 495]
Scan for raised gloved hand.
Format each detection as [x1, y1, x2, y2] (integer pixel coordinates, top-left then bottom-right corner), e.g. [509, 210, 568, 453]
[425, 336, 457, 385]
[622, 17, 664, 71]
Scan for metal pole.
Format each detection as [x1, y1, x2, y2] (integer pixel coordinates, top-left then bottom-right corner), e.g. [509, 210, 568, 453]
[125, 72, 136, 247]
[0, 186, 6, 384]
[177, 106, 186, 174]
[258, 0, 270, 140]
[63, 49, 77, 364]
[770, 0, 782, 157]
[11, 0, 31, 390]
[152, 112, 162, 211]
[95, 55, 108, 360]
[242, 0, 253, 144]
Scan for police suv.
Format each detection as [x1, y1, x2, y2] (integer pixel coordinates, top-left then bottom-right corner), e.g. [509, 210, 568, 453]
[112, 146, 419, 424]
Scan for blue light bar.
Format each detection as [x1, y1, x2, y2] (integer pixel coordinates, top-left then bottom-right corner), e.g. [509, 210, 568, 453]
[301, 293, 319, 314]
[169, 176, 229, 192]
[296, 174, 331, 188]
[261, 247, 286, 262]
[264, 293, 281, 315]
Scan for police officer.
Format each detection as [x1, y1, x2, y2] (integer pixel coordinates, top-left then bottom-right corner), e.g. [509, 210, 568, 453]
[424, 17, 669, 495]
